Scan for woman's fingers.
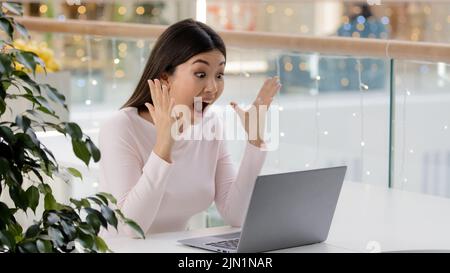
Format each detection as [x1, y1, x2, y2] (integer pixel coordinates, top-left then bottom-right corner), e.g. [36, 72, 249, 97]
[153, 79, 163, 108]
[148, 79, 173, 112]
[161, 83, 170, 110]
[145, 102, 155, 119]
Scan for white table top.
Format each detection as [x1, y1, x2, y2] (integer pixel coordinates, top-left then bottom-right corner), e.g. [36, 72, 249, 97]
[105, 181, 450, 253]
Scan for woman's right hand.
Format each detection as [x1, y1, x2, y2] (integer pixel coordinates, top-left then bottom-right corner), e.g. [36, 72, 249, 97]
[145, 79, 182, 163]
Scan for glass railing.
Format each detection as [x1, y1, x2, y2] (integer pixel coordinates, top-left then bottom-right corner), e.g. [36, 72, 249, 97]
[392, 60, 450, 198]
[14, 0, 450, 43]
[9, 18, 450, 229]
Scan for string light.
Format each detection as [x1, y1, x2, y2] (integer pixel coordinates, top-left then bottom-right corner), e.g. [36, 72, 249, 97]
[85, 35, 94, 125]
[284, 62, 293, 72]
[357, 59, 366, 183]
[284, 8, 294, 17]
[39, 4, 48, 14]
[136, 40, 145, 48]
[300, 25, 309, 33]
[76, 49, 85, 57]
[118, 6, 127, 15]
[118, 42, 127, 52]
[112, 38, 118, 88]
[136, 6, 145, 15]
[77, 5, 86, 15]
[266, 5, 275, 14]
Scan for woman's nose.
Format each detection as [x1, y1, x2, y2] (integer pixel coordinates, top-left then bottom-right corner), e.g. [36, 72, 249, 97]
[205, 80, 218, 95]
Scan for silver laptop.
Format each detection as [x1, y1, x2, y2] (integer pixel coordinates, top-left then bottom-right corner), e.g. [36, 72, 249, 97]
[178, 166, 347, 253]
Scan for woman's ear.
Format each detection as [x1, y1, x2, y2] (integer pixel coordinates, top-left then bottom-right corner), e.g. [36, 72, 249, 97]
[160, 73, 171, 89]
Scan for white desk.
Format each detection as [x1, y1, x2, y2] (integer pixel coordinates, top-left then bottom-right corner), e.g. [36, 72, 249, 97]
[106, 182, 450, 253]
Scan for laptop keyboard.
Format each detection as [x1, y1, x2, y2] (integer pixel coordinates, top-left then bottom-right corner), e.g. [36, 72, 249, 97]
[206, 239, 240, 249]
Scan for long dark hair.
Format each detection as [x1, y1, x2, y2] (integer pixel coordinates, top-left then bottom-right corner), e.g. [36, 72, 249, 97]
[121, 18, 226, 112]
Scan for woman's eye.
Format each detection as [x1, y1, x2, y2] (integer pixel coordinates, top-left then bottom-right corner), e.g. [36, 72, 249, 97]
[217, 73, 224, 79]
[195, 72, 206, 78]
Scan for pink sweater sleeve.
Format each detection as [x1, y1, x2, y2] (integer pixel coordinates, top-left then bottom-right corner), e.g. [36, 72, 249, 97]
[214, 141, 267, 227]
[98, 120, 173, 237]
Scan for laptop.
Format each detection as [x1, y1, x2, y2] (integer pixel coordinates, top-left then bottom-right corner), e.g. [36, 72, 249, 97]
[178, 166, 347, 253]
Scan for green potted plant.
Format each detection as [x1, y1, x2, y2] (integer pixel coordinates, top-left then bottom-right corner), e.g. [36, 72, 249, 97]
[0, 2, 144, 253]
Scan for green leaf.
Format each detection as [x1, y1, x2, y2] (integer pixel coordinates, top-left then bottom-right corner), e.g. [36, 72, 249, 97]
[46, 212, 60, 225]
[0, 202, 12, 230]
[60, 220, 76, 240]
[24, 223, 41, 238]
[0, 97, 5, 115]
[41, 84, 66, 107]
[86, 138, 101, 162]
[70, 198, 90, 210]
[7, 222, 23, 241]
[26, 185, 40, 213]
[0, 53, 12, 74]
[94, 236, 110, 252]
[0, 157, 10, 177]
[67, 167, 83, 181]
[2, 2, 23, 15]
[84, 208, 107, 228]
[14, 22, 29, 39]
[15, 51, 37, 75]
[0, 230, 16, 251]
[65, 122, 82, 140]
[86, 213, 101, 234]
[38, 183, 52, 194]
[100, 205, 118, 229]
[77, 230, 94, 250]
[72, 139, 90, 166]
[47, 226, 64, 248]
[36, 239, 52, 253]
[44, 193, 61, 211]
[9, 185, 28, 211]
[18, 241, 38, 253]
[97, 192, 117, 205]
[0, 18, 13, 40]
[87, 196, 104, 206]
[0, 126, 14, 144]
[15, 114, 31, 132]
[124, 219, 145, 239]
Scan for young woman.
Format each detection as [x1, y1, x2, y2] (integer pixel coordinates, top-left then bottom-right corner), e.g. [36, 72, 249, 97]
[98, 18, 281, 237]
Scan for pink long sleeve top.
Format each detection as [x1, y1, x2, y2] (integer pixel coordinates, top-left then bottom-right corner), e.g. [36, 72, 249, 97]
[98, 107, 267, 237]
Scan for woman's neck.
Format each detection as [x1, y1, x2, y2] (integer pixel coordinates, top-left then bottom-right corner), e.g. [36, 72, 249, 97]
[138, 109, 154, 124]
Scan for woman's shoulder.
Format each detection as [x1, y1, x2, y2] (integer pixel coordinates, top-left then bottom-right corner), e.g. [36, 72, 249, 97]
[99, 107, 139, 135]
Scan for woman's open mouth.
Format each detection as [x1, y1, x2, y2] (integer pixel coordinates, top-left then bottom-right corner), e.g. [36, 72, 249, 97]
[193, 100, 211, 114]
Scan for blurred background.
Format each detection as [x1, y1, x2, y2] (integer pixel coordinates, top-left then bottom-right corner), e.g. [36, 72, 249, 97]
[2, 0, 449, 229]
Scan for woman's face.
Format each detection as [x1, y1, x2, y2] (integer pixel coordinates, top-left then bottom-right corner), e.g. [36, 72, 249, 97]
[162, 49, 225, 124]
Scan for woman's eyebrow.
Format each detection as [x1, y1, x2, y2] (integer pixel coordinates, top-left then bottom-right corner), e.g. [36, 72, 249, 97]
[192, 59, 226, 66]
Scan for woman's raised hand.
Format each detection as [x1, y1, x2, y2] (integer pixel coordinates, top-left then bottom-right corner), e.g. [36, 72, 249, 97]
[230, 76, 281, 148]
[145, 79, 182, 163]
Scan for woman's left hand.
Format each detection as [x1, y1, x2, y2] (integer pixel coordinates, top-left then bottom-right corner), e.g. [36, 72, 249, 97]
[230, 76, 281, 148]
